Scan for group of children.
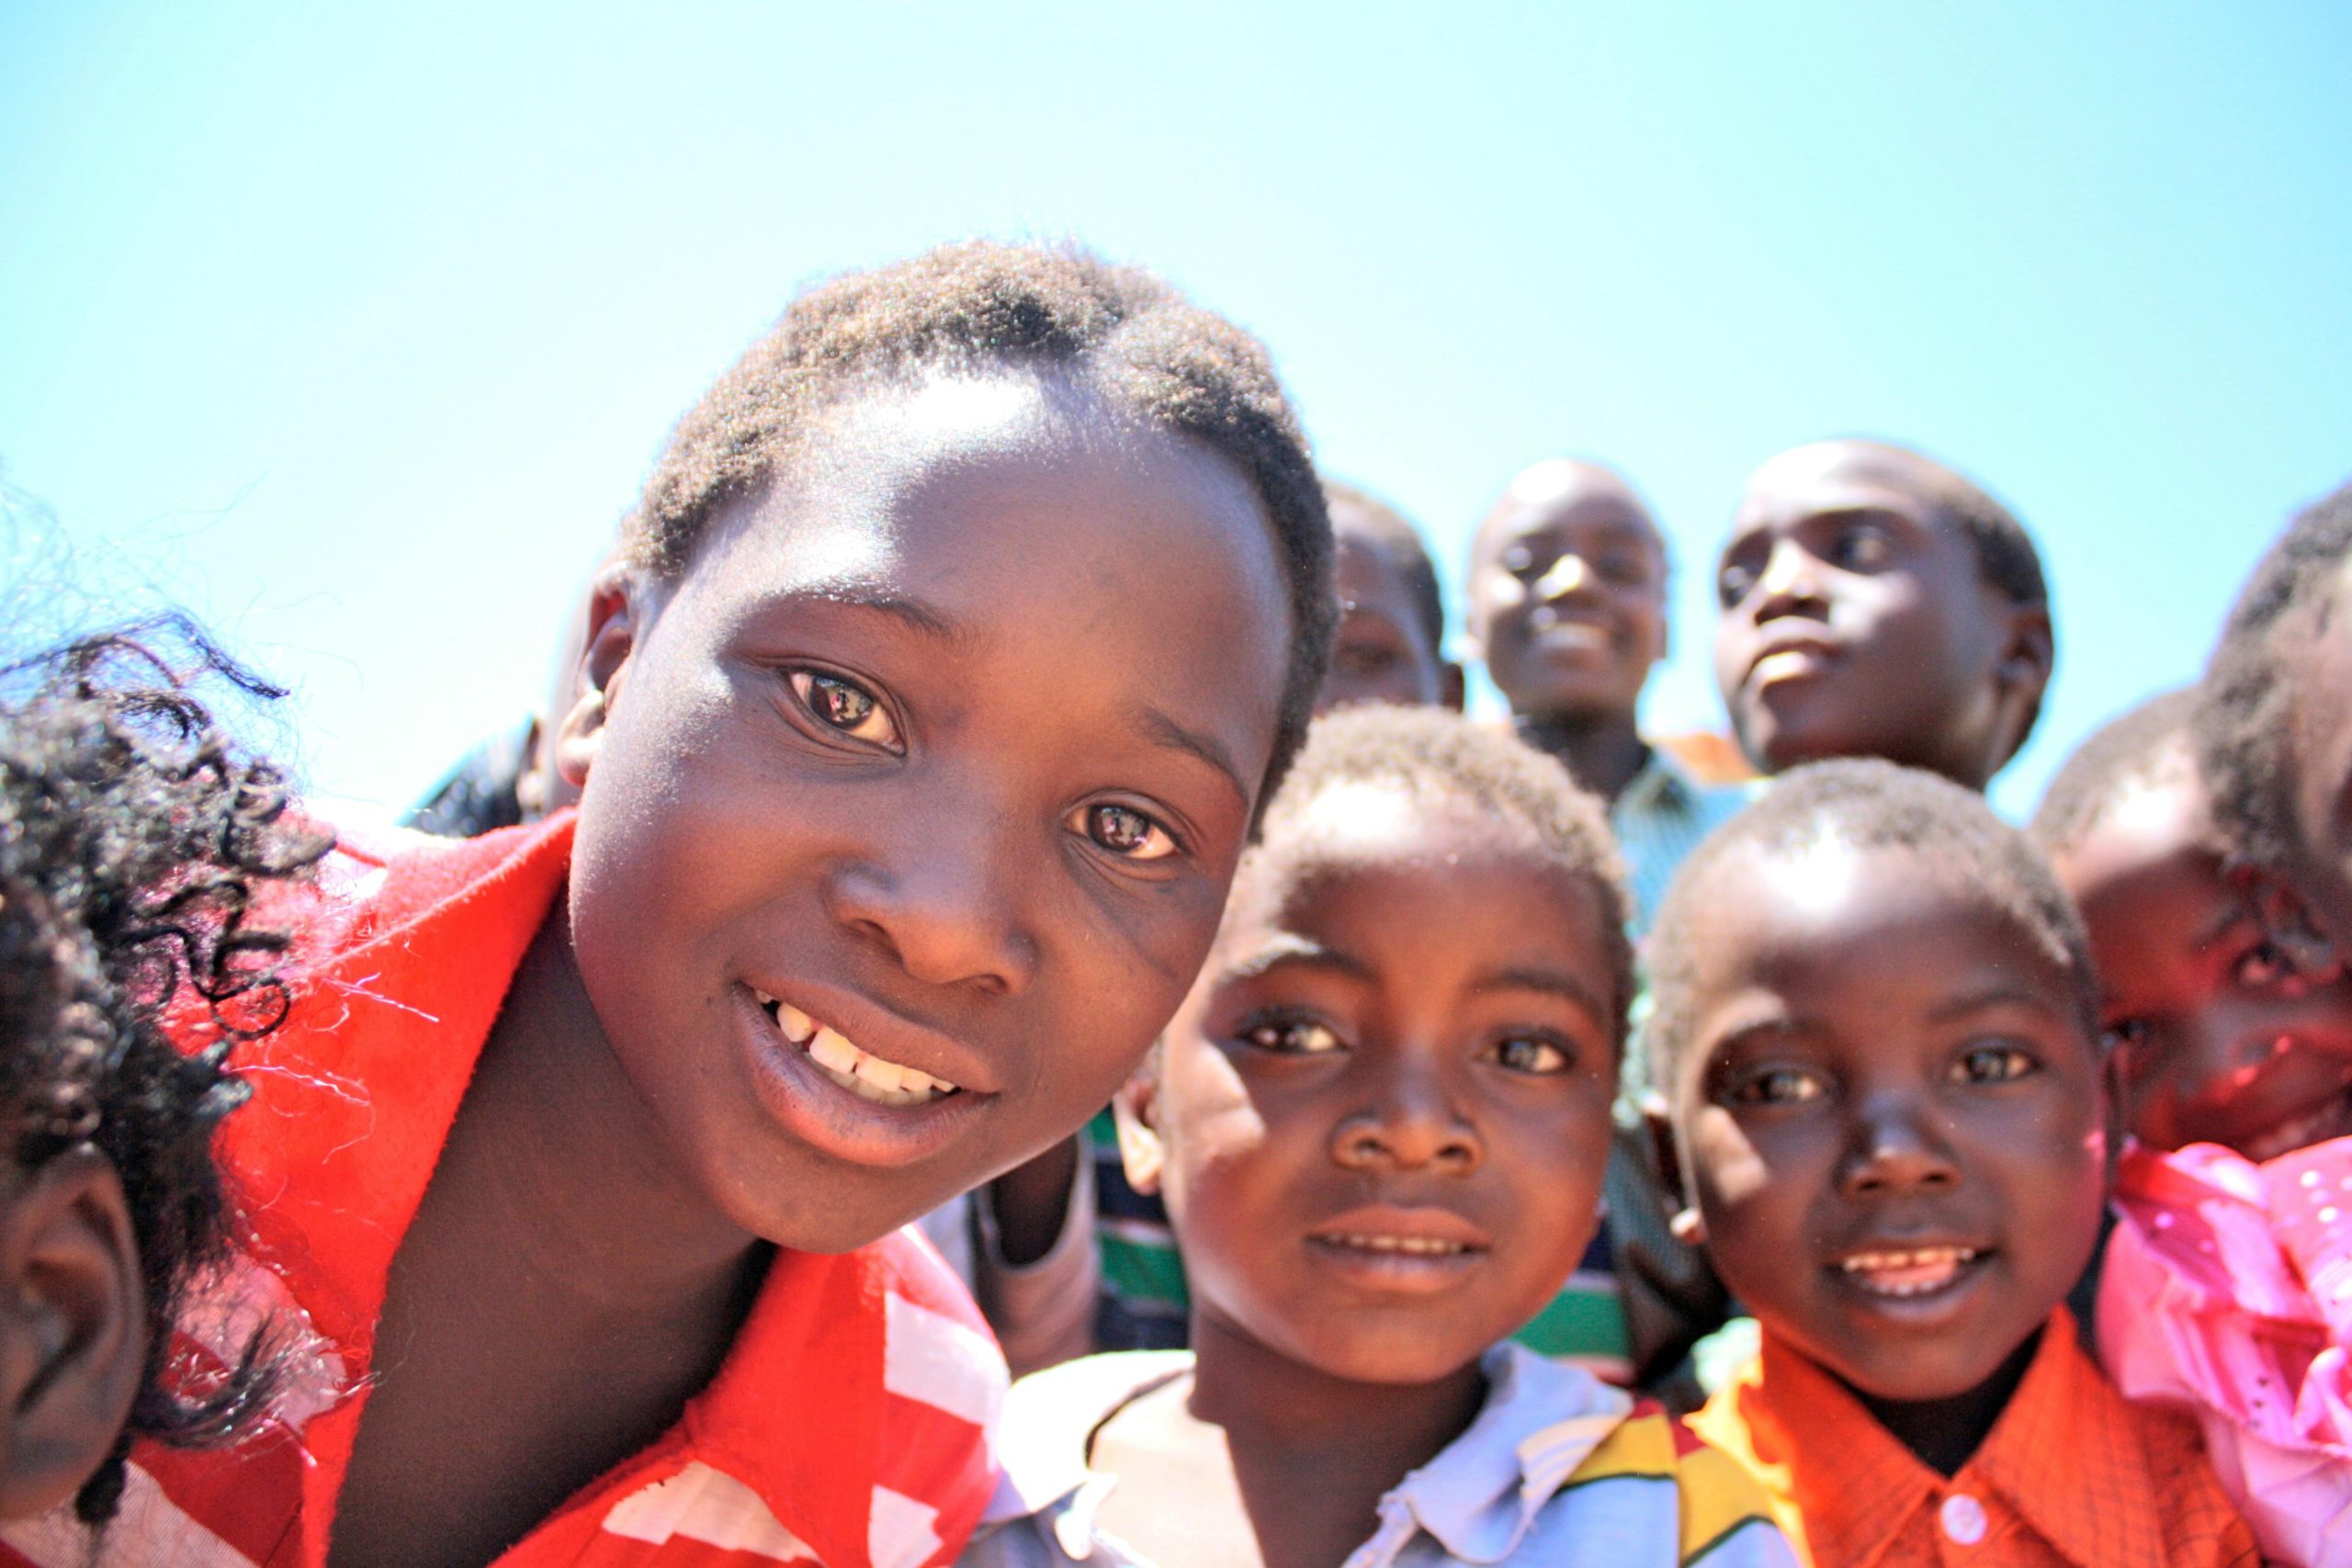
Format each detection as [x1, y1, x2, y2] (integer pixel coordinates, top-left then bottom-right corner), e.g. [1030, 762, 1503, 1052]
[2, 238, 2349, 1567]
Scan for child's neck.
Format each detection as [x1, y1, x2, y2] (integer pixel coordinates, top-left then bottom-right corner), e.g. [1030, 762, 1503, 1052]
[1099, 1311, 1486, 1568]
[1511, 710, 1648, 806]
[1850, 1328, 2041, 1478]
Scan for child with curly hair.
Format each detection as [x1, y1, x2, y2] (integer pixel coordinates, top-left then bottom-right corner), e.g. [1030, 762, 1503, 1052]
[0, 619, 327, 1530]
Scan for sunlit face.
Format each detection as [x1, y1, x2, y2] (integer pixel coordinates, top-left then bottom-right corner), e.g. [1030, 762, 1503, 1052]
[1713, 443, 2031, 787]
[568, 374, 1294, 1253]
[1468, 461, 1667, 723]
[1319, 522, 1447, 714]
[2053, 764, 2352, 1159]
[1670, 840, 2107, 1403]
[1134, 796, 1620, 1385]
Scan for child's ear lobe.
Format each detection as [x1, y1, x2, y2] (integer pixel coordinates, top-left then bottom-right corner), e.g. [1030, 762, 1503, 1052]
[1641, 1096, 1704, 1247]
[1996, 605, 2056, 700]
[555, 567, 653, 792]
[0, 1149, 145, 1522]
[1111, 1076, 1167, 1197]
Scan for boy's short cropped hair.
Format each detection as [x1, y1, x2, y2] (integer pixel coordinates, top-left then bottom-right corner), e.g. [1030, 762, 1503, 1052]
[1322, 479, 1445, 656]
[2195, 479, 2352, 872]
[626, 241, 1338, 802]
[1645, 758, 2095, 1089]
[1248, 703, 1635, 1054]
[2028, 687, 2199, 858]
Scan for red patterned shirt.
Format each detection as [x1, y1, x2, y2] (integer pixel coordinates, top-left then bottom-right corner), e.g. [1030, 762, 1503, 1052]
[1, 814, 1006, 1568]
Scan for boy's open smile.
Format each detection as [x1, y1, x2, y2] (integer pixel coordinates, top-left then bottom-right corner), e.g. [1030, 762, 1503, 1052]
[1673, 836, 2108, 1404]
[1303, 1203, 1494, 1295]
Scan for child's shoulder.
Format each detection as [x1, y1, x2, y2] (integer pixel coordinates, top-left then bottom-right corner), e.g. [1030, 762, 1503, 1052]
[993, 1350, 1193, 1506]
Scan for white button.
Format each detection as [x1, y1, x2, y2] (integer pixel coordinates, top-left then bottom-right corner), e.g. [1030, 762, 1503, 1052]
[1939, 1493, 1988, 1546]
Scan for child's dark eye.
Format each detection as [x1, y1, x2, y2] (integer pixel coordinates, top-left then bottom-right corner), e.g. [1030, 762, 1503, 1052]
[1829, 522, 1894, 571]
[2234, 940, 2289, 989]
[1717, 560, 1758, 608]
[1597, 549, 1651, 589]
[1238, 1016, 1344, 1055]
[1068, 802, 1179, 862]
[1502, 545, 1541, 580]
[1727, 1066, 1824, 1106]
[1491, 1032, 1573, 1075]
[1951, 1043, 2038, 1085]
[788, 670, 901, 750]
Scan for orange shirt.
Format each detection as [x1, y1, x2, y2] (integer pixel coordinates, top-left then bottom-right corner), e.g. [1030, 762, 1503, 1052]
[0, 815, 1006, 1568]
[1688, 1311, 2257, 1568]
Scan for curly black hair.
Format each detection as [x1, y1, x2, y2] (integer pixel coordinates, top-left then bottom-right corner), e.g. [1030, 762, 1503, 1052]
[626, 240, 1337, 807]
[2194, 479, 2352, 874]
[0, 616, 330, 1523]
[1645, 758, 2095, 1093]
[1236, 703, 1635, 1060]
[2028, 687, 2200, 859]
[1323, 479, 1445, 660]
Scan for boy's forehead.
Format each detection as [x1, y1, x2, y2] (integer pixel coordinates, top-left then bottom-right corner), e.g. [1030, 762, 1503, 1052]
[1475, 461, 1658, 560]
[1740, 440, 1953, 525]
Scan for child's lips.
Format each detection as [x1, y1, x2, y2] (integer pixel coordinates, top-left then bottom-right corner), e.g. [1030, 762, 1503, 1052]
[1747, 631, 1842, 688]
[1305, 1205, 1491, 1293]
[730, 983, 992, 1169]
[1827, 1243, 1990, 1301]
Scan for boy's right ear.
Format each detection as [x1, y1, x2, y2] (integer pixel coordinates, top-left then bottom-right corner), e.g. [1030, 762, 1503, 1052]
[1110, 1072, 1167, 1197]
[1642, 1093, 1707, 1249]
[0, 1149, 145, 1522]
[554, 564, 655, 792]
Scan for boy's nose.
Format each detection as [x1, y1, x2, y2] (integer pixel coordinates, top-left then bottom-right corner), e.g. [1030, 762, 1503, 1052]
[1331, 1060, 1481, 1175]
[1532, 553, 1595, 604]
[822, 809, 1039, 997]
[1750, 537, 1829, 619]
[1839, 1098, 1960, 1196]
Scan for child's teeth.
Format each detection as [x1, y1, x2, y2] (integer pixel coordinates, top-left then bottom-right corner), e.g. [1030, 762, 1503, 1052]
[1333, 1234, 1466, 1256]
[1838, 1246, 1979, 1296]
[776, 1003, 815, 1044]
[792, 1021, 962, 1107]
[808, 1026, 859, 1075]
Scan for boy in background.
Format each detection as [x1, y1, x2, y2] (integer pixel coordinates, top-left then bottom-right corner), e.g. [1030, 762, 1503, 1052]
[1713, 439, 2053, 792]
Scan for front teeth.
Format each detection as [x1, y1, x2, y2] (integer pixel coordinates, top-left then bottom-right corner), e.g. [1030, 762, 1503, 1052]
[1328, 1233, 1469, 1256]
[751, 989, 960, 1107]
[1838, 1246, 1980, 1297]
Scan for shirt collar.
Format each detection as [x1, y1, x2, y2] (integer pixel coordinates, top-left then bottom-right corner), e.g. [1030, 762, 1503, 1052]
[1381, 1342, 1633, 1563]
[1746, 1313, 2163, 1568]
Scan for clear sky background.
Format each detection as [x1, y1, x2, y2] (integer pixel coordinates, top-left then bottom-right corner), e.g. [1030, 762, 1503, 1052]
[4, 1, 2347, 824]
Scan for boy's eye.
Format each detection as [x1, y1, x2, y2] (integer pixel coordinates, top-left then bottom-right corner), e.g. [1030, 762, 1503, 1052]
[789, 671, 901, 750]
[1598, 549, 1651, 589]
[1717, 560, 1758, 608]
[1492, 1032, 1573, 1075]
[2234, 940, 2289, 989]
[1728, 1066, 1824, 1106]
[1951, 1043, 2038, 1085]
[1238, 1017, 1344, 1055]
[1502, 544, 1541, 580]
[2100, 1018, 2152, 1059]
[1829, 522, 1894, 571]
[1073, 802, 1178, 862]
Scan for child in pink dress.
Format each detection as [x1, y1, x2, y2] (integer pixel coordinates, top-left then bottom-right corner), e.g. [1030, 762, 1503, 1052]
[2035, 671, 2352, 1564]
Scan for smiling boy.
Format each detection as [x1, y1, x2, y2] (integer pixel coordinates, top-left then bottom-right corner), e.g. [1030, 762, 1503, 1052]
[10, 244, 1338, 1568]
[1713, 440, 2053, 791]
[1657, 761, 2256, 1566]
[967, 706, 1790, 1568]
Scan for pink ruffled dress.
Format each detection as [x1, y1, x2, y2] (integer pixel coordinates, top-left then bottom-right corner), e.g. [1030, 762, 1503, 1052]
[2099, 1134, 2352, 1567]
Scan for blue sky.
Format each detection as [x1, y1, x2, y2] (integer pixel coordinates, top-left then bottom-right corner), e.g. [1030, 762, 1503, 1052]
[4, 1, 2346, 822]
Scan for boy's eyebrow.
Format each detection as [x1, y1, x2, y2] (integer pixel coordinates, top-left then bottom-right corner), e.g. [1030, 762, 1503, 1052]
[800, 579, 967, 645]
[1136, 705, 1250, 810]
[1218, 935, 1373, 985]
[1924, 982, 2065, 1024]
[1478, 965, 1607, 1019]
